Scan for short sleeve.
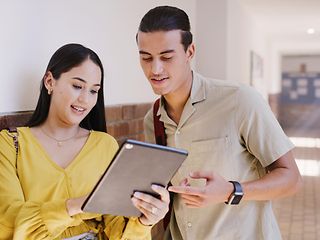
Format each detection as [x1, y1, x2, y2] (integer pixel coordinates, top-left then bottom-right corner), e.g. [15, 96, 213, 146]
[236, 86, 294, 167]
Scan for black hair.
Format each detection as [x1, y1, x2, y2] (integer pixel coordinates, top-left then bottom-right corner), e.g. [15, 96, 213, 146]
[137, 6, 193, 51]
[28, 43, 107, 132]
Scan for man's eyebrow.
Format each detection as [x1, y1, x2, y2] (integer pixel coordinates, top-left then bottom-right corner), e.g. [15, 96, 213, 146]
[139, 50, 151, 55]
[160, 49, 175, 54]
[139, 49, 175, 55]
[72, 77, 101, 86]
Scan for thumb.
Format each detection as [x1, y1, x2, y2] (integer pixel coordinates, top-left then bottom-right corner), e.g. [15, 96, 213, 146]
[189, 171, 214, 180]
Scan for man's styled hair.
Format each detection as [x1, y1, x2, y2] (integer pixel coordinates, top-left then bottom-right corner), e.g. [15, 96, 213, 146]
[138, 6, 193, 51]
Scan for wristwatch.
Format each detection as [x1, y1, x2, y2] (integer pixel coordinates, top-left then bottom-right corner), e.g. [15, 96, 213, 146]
[225, 181, 243, 205]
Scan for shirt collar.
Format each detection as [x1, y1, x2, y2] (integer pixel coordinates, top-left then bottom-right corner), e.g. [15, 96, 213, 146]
[156, 71, 206, 117]
[190, 71, 206, 104]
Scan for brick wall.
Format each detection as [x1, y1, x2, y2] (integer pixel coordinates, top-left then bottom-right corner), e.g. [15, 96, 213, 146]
[105, 103, 152, 144]
[0, 111, 34, 130]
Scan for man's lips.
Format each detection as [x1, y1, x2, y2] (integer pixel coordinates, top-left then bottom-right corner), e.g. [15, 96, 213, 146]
[150, 77, 169, 82]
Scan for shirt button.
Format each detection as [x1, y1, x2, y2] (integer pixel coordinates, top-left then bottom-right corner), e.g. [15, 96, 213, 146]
[187, 222, 192, 228]
[176, 130, 181, 135]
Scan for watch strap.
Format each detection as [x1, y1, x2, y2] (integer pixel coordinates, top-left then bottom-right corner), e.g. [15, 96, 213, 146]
[225, 181, 243, 205]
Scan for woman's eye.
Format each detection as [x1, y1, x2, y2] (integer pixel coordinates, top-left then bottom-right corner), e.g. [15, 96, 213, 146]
[73, 85, 82, 89]
[90, 89, 99, 94]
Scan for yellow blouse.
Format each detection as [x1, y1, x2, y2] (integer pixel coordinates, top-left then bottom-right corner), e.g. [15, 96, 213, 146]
[0, 127, 151, 240]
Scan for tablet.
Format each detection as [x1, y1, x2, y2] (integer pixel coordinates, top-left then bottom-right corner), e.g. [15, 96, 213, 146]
[81, 139, 188, 217]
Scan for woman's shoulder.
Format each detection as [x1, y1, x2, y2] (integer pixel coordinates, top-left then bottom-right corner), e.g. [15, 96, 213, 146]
[0, 129, 11, 144]
[0, 127, 28, 159]
[0, 127, 25, 142]
[90, 130, 119, 148]
[0, 127, 32, 148]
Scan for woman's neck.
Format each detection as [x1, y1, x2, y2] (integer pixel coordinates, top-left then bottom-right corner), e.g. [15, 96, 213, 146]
[40, 119, 80, 139]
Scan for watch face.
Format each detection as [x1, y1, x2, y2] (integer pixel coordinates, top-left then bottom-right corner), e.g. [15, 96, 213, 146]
[231, 194, 243, 204]
[225, 181, 243, 205]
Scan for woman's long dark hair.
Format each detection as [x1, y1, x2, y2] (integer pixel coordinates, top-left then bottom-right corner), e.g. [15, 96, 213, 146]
[28, 43, 107, 132]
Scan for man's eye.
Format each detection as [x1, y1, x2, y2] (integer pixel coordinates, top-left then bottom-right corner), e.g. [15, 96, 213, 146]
[161, 56, 173, 61]
[142, 57, 152, 62]
[73, 85, 82, 89]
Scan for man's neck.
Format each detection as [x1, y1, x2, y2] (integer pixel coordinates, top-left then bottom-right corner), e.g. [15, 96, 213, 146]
[164, 71, 193, 124]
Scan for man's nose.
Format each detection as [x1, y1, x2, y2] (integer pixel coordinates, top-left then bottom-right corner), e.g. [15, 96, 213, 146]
[151, 59, 163, 75]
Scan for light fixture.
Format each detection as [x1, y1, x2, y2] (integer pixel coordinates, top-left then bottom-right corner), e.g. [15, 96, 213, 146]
[307, 28, 315, 34]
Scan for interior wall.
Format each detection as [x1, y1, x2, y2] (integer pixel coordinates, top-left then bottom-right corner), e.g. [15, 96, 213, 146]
[195, 0, 227, 80]
[226, 0, 250, 84]
[282, 55, 320, 72]
[195, 0, 268, 98]
[226, 0, 268, 98]
[0, 0, 274, 113]
[0, 0, 196, 113]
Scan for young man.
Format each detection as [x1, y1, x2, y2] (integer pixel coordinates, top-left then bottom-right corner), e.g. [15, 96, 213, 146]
[136, 6, 302, 240]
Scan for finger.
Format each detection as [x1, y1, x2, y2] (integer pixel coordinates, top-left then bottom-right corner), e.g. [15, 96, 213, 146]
[151, 184, 170, 203]
[180, 193, 202, 203]
[168, 185, 205, 196]
[133, 191, 165, 210]
[133, 191, 159, 204]
[189, 171, 214, 180]
[183, 199, 202, 207]
[179, 178, 189, 186]
[132, 195, 159, 214]
[185, 203, 202, 208]
[181, 195, 202, 206]
[133, 191, 170, 215]
[131, 197, 154, 217]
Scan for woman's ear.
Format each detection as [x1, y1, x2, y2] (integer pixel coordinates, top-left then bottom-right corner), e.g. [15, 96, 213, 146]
[43, 71, 55, 95]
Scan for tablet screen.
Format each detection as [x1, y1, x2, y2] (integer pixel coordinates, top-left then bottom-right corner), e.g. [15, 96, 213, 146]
[81, 139, 188, 217]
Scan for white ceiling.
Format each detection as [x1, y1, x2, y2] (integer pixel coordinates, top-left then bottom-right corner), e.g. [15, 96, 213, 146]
[239, 0, 320, 37]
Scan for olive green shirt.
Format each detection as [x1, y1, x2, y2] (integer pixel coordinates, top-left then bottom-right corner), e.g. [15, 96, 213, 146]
[144, 72, 293, 240]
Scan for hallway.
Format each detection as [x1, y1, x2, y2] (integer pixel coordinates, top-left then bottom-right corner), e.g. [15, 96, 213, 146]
[273, 135, 320, 239]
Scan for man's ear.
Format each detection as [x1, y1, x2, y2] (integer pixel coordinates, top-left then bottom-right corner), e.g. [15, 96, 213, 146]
[43, 71, 55, 93]
[186, 43, 195, 61]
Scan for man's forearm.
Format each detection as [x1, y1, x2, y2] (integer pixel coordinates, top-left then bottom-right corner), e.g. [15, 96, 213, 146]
[242, 151, 302, 201]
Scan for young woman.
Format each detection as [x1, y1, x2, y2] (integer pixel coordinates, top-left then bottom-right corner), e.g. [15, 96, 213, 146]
[0, 43, 169, 240]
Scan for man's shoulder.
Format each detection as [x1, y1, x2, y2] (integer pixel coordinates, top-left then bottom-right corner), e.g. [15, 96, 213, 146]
[195, 72, 251, 99]
[195, 72, 243, 91]
[144, 107, 153, 122]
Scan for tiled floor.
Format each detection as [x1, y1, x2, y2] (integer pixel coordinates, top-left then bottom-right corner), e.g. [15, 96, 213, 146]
[273, 136, 320, 240]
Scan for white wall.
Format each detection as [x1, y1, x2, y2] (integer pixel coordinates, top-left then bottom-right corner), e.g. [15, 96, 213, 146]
[5, 0, 305, 113]
[195, 0, 227, 80]
[194, 0, 268, 97]
[226, 0, 268, 98]
[0, 0, 196, 113]
[226, 0, 250, 84]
